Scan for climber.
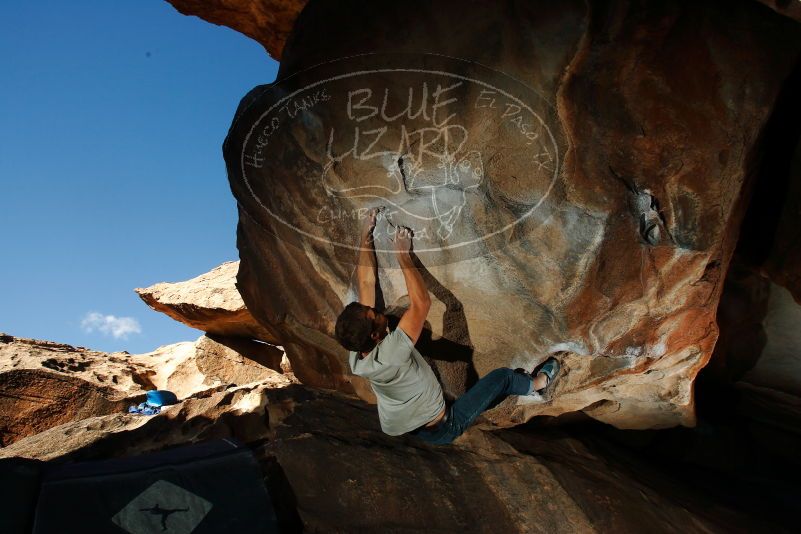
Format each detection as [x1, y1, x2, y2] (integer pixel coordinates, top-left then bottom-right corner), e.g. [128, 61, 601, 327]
[334, 207, 561, 445]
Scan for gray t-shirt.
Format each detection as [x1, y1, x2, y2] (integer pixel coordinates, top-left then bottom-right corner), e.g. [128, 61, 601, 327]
[349, 327, 446, 436]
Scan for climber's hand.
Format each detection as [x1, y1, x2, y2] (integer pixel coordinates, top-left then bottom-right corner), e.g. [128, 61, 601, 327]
[360, 207, 381, 242]
[393, 226, 413, 254]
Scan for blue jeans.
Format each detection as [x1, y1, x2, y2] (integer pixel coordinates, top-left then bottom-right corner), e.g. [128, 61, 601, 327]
[411, 368, 532, 445]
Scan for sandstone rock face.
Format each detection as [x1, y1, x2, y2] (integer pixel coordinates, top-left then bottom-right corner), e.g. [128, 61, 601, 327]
[166, 0, 307, 59]
[0, 334, 148, 446]
[218, 0, 801, 429]
[129, 333, 286, 399]
[0, 332, 286, 447]
[0, 378, 291, 463]
[194, 334, 285, 386]
[136, 261, 282, 344]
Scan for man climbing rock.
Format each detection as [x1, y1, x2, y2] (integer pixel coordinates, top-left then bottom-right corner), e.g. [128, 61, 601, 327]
[335, 207, 561, 445]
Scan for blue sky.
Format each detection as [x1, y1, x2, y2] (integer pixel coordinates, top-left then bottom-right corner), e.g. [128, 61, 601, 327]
[0, 1, 278, 353]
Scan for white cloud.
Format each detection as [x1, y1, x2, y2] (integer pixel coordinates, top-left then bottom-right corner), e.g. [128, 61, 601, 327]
[81, 312, 142, 339]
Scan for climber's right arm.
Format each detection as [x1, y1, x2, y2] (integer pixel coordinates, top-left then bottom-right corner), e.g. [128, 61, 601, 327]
[395, 227, 431, 344]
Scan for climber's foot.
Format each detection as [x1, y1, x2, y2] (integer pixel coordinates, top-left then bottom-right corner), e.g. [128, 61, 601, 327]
[533, 357, 561, 394]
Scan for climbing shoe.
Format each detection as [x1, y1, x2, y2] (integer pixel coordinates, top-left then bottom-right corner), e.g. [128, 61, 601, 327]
[534, 357, 561, 393]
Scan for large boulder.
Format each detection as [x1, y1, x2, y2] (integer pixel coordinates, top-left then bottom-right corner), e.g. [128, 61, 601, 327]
[136, 261, 283, 344]
[215, 0, 801, 429]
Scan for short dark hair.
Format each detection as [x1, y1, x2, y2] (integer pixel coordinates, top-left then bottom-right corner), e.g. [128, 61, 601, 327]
[335, 301, 375, 352]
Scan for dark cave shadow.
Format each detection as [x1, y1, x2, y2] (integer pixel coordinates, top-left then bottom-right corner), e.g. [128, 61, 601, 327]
[699, 53, 801, 422]
[733, 53, 801, 269]
[382, 251, 479, 400]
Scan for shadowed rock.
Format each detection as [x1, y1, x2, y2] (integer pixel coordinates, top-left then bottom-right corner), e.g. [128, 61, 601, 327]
[165, 0, 307, 59]
[1, 365, 783, 532]
[166, 0, 801, 59]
